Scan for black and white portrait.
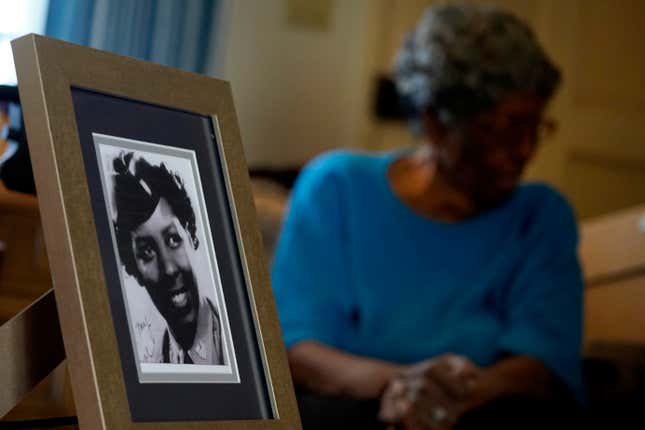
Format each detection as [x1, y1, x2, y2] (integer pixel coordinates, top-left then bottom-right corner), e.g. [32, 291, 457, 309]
[93, 132, 239, 384]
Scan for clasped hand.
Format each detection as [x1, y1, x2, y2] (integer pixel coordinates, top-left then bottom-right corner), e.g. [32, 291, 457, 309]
[379, 354, 482, 430]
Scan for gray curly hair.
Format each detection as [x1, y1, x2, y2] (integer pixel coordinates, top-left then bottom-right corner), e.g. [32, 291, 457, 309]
[393, 2, 561, 128]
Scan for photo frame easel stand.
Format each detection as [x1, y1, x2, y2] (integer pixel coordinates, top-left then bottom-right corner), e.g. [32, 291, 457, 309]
[0, 289, 66, 418]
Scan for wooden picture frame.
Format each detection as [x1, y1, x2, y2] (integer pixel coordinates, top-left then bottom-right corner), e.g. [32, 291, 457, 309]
[11, 34, 301, 430]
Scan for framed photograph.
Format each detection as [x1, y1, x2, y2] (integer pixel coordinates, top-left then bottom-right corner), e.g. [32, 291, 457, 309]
[12, 35, 301, 429]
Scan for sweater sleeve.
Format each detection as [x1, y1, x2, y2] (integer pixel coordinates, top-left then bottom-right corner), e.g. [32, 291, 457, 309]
[498, 187, 584, 402]
[271, 153, 355, 349]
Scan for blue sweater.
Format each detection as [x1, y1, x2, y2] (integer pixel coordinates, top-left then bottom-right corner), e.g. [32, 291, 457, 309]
[271, 150, 584, 401]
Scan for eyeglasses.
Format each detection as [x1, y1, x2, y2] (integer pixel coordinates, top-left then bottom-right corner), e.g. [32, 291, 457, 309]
[469, 113, 558, 143]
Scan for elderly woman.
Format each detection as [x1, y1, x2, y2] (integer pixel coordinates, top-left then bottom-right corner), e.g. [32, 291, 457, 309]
[272, 3, 583, 429]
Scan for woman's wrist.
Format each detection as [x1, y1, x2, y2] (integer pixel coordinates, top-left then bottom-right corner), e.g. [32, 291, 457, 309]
[470, 366, 511, 407]
[345, 360, 408, 399]
[288, 341, 408, 399]
[472, 356, 554, 406]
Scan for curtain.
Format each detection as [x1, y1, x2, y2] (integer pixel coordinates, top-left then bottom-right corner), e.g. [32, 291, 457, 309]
[45, 0, 218, 74]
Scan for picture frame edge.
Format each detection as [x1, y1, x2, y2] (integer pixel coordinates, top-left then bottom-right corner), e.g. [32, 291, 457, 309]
[12, 33, 109, 430]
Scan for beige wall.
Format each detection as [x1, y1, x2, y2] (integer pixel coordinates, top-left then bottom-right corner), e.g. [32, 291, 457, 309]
[219, 0, 378, 168]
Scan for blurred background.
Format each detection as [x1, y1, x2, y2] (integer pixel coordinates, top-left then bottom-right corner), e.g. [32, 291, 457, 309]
[0, 0, 644, 427]
[2, 0, 644, 218]
[227, 0, 645, 221]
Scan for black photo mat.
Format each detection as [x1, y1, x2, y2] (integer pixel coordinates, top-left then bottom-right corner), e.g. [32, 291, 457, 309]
[71, 88, 273, 422]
